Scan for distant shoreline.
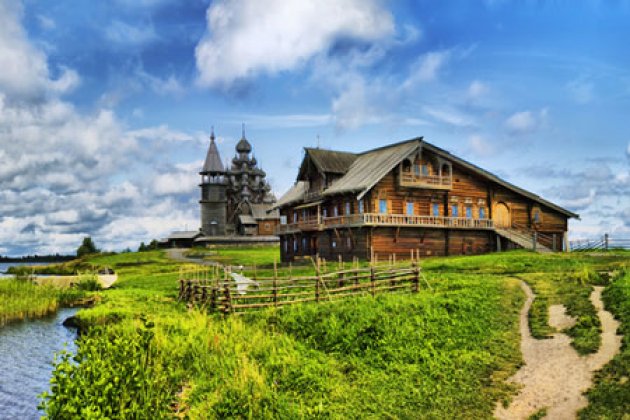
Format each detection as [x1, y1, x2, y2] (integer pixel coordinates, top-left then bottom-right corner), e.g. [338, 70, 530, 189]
[0, 256, 75, 264]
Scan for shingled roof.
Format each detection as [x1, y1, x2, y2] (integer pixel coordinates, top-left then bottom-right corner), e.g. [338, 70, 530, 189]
[277, 137, 578, 219]
[324, 140, 420, 199]
[201, 136, 224, 174]
[298, 148, 357, 179]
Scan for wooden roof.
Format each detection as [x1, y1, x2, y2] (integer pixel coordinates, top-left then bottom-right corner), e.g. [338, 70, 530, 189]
[298, 148, 357, 179]
[278, 137, 578, 218]
[201, 137, 224, 174]
[324, 140, 420, 199]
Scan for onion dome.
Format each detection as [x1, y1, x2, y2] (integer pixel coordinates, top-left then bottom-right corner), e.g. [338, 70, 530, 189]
[236, 123, 252, 154]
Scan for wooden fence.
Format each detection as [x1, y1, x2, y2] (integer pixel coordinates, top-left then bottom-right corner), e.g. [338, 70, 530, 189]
[570, 234, 630, 251]
[178, 264, 422, 314]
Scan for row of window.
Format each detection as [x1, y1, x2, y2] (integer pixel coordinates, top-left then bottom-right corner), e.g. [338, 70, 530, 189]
[289, 198, 488, 222]
[282, 236, 353, 254]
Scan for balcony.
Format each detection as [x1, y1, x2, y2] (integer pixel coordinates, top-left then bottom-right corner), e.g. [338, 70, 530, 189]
[276, 213, 494, 234]
[399, 173, 452, 189]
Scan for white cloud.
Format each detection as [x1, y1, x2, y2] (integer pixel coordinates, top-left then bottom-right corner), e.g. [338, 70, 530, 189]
[467, 134, 495, 157]
[0, 5, 204, 255]
[37, 14, 56, 30]
[105, 20, 158, 46]
[0, 2, 78, 99]
[406, 50, 452, 85]
[195, 0, 394, 87]
[467, 80, 488, 99]
[423, 105, 476, 127]
[504, 108, 548, 134]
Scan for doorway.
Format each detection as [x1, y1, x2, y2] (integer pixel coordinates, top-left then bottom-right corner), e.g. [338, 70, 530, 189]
[495, 203, 510, 228]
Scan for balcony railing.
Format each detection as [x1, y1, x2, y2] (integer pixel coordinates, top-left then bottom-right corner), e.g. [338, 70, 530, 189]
[276, 213, 494, 234]
[399, 173, 452, 189]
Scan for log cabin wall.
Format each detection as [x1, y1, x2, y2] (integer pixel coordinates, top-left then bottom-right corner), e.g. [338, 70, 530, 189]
[370, 228, 448, 258]
[257, 220, 278, 235]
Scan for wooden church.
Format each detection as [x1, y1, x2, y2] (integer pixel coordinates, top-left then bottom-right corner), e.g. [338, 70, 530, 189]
[274, 137, 578, 262]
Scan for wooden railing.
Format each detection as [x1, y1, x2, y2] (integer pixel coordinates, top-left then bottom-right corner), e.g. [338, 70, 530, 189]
[276, 213, 494, 234]
[179, 265, 421, 314]
[399, 173, 452, 189]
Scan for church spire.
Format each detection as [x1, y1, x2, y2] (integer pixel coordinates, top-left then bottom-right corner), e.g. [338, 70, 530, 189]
[201, 127, 224, 174]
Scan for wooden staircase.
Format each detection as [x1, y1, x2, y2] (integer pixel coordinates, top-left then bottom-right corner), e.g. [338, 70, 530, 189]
[495, 226, 553, 253]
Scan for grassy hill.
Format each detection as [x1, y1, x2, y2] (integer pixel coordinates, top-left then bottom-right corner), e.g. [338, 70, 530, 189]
[36, 248, 629, 419]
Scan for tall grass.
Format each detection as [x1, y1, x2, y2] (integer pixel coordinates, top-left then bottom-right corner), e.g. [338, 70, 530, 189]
[0, 280, 59, 326]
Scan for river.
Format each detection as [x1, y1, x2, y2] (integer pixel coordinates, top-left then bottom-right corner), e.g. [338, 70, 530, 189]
[0, 307, 78, 420]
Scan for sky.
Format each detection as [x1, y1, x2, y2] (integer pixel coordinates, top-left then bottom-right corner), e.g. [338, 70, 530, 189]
[0, 0, 629, 256]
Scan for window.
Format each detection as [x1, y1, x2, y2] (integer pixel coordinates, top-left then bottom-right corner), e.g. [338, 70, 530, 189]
[264, 222, 271, 230]
[293, 240, 298, 252]
[293, 212, 298, 223]
[533, 210, 540, 223]
[406, 202, 414, 215]
[323, 208, 328, 218]
[280, 215, 287, 225]
[345, 202, 351, 215]
[479, 207, 486, 219]
[333, 205, 339, 217]
[421, 164, 429, 176]
[346, 237, 352, 249]
[451, 204, 459, 217]
[358, 199, 364, 214]
[465, 206, 472, 219]
[414, 164, 420, 175]
[332, 239, 337, 249]
[379, 199, 388, 214]
[283, 239, 288, 253]
[432, 203, 440, 217]
[302, 209, 307, 220]
[302, 237, 307, 251]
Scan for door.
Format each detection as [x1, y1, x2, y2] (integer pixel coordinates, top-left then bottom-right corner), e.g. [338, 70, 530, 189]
[495, 203, 510, 228]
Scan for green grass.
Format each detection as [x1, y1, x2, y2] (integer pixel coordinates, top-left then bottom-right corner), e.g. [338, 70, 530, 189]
[184, 246, 280, 266]
[0, 279, 86, 326]
[580, 268, 630, 419]
[519, 269, 603, 354]
[37, 248, 630, 418]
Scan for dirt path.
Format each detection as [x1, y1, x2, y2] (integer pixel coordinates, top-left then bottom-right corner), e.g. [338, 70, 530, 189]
[494, 282, 622, 420]
[166, 248, 219, 266]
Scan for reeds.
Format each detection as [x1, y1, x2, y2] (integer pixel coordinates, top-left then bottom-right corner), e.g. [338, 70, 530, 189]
[0, 280, 59, 326]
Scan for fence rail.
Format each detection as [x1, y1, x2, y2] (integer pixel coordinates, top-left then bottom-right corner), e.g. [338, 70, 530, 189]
[178, 265, 422, 314]
[570, 234, 630, 251]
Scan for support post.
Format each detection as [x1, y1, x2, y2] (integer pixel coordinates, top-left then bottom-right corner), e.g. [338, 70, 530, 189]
[604, 233, 609, 250]
[533, 232, 537, 251]
[412, 263, 419, 293]
[370, 266, 376, 297]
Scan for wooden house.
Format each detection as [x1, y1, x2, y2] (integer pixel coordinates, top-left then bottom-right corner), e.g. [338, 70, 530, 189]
[274, 137, 578, 262]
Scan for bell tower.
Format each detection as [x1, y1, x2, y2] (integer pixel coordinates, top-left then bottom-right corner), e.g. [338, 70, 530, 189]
[199, 128, 227, 236]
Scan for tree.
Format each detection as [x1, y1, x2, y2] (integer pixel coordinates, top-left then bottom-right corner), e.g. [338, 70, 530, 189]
[77, 237, 99, 257]
[138, 242, 147, 252]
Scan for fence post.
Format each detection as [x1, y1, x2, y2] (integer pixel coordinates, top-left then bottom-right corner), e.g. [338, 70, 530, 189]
[178, 279, 183, 301]
[223, 284, 232, 314]
[532, 232, 537, 251]
[315, 267, 321, 303]
[604, 233, 609, 250]
[211, 286, 217, 311]
[273, 267, 278, 307]
[370, 266, 376, 297]
[412, 263, 419, 293]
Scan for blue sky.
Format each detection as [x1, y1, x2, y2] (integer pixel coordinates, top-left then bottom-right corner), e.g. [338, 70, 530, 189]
[0, 0, 629, 255]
